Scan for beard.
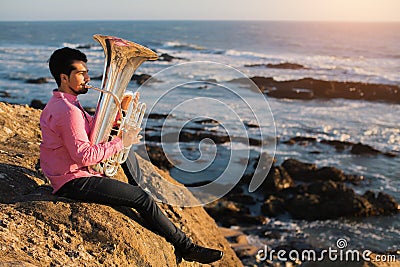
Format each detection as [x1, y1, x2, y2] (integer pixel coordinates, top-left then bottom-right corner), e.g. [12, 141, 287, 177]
[69, 84, 88, 95]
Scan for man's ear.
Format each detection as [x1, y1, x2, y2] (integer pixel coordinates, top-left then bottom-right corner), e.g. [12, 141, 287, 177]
[60, 73, 68, 83]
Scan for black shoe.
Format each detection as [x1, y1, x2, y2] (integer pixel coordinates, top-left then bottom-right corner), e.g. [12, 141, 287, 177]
[181, 244, 223, 264]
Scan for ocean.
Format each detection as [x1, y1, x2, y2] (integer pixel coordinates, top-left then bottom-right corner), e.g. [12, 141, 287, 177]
[0, 21, 399, 261]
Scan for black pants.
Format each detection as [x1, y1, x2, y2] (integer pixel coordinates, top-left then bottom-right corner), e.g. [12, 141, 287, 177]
[56, 155, 192, 251]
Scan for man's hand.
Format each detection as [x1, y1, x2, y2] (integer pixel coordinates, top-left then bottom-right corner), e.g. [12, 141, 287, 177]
[121, 126, 142, 147]
[121, 92, 139, 112]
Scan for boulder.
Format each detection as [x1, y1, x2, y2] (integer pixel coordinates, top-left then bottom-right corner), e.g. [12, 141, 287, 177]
[0, 102, 242, 267]
[25, 77, 48, 84]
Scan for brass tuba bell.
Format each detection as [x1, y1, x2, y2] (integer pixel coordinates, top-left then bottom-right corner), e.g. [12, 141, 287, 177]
[88, 34, 158, 176]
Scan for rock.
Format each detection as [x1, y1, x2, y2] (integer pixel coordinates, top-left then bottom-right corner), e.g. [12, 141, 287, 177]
[285, 181, 377, 220]
[0, 101, 242, 266]
[281, 158, 317, 181]
[363, 191, 399, 215]
[261, 195, 285, 217]
[351, 142, 381, 155]
[158, 53, 181, 62]
[245, 62, 308, 70]
[25, 77, 48, 84]
[147, 113, 170, 120]
[205, 200, 265, 227]
[76, 44, 92, 49]
[266, 62, 308, 70]
[162, 131, 230, 144]
[0, 90, 11, 98]
[30, 99, 46, 110]
[243, 121, 259, 128]
[282, 136, 317, 145]
[248, 76, 400, 103]
[267, 88, 314, 100]
[259, 166, 295, 193]
[281, 158, 362, 183]
[131, 74, 152, 85]
[320, 139, 354, 151]
[193, 118, 220, 125]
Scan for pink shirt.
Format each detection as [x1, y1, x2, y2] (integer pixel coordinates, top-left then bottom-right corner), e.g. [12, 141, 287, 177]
[40, 90, 124, 193]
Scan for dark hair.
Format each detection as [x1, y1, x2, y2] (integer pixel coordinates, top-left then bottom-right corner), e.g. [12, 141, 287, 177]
[48, 47, 87, 86]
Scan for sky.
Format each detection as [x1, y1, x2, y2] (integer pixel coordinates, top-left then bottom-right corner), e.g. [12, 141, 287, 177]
[0, 0, 399, 22]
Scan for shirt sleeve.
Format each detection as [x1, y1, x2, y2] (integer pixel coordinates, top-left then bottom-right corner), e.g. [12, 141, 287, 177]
[56, 108, 124, 167]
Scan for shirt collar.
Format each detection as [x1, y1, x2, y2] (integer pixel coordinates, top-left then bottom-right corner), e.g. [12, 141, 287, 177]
[53, 89, 78, 103]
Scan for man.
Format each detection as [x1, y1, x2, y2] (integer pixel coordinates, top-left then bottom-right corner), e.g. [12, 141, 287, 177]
[39, 47, 223, 264]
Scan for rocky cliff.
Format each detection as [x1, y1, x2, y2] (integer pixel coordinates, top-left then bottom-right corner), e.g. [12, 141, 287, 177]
[0, 102, 242, 267]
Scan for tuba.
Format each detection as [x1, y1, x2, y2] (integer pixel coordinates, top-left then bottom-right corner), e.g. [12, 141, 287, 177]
[88, 34, 158, 177]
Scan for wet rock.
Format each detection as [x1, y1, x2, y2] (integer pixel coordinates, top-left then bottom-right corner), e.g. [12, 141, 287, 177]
[351, 142, 380, 155]
[0, 90, 11, 98]
[282, 136, 317, 145]
[131, 74, 152, 85]
[261, 195, 285, 217]
[243, 121, 259, 128]
[259, 166, 295, 193]
[26, 77, 48, 84]
[158, 53, 184, 62]
[162, 131, 230, 144]
[267, 62, 308, 70]
[30, 99, 46, 110]
[268, 88, 314, 100]
[76, 44, 92, 49]
[147, 113, 170, 120]
[363, 191, 399, 215]
[249, 76, 400, 103]
[285, 181, 377, 220]
[281, 159, 317, 181]
[245, 62, 308, 70]
[193, 118, 220, 125]
[205, 200, 265, 227]
[281, 159, 362, 183]
[320, 139, 354, 151]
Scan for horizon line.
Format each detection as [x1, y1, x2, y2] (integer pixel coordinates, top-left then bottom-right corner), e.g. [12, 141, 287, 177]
[1, 18, 400, 23]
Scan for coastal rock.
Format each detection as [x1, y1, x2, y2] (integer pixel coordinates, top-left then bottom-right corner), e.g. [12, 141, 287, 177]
[245, 62, 308, 70]
[281, 158, 318, 181]
[0, 90, 11, 98]
[158, 53, 185, 62]
[162, 131, 230, 144]
[131, 73, 152, 85]
[261, 195, 286, 217]
[30, 99, 46, 110]
[259, 166, 295, 193]
[363, 191, 399, 215]
[283, 181, 371, 220]
[204, 200, 265, 227]
[351, 142, 381, 155]
[0, 102, 242, 267]
[282, 158, 362, 183]
[320, 139, 354, 151]
[25, 77, 48, 84]
[282, 136, 317, 145]
[248, 76, 400, 103]
[285, 136, 397, 157]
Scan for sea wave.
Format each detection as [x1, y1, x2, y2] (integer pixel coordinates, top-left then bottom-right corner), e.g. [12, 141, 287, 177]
[162, 41, 206, 51]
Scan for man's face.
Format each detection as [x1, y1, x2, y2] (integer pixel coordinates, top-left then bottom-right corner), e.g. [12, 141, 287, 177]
[64, 60, 90, 95]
